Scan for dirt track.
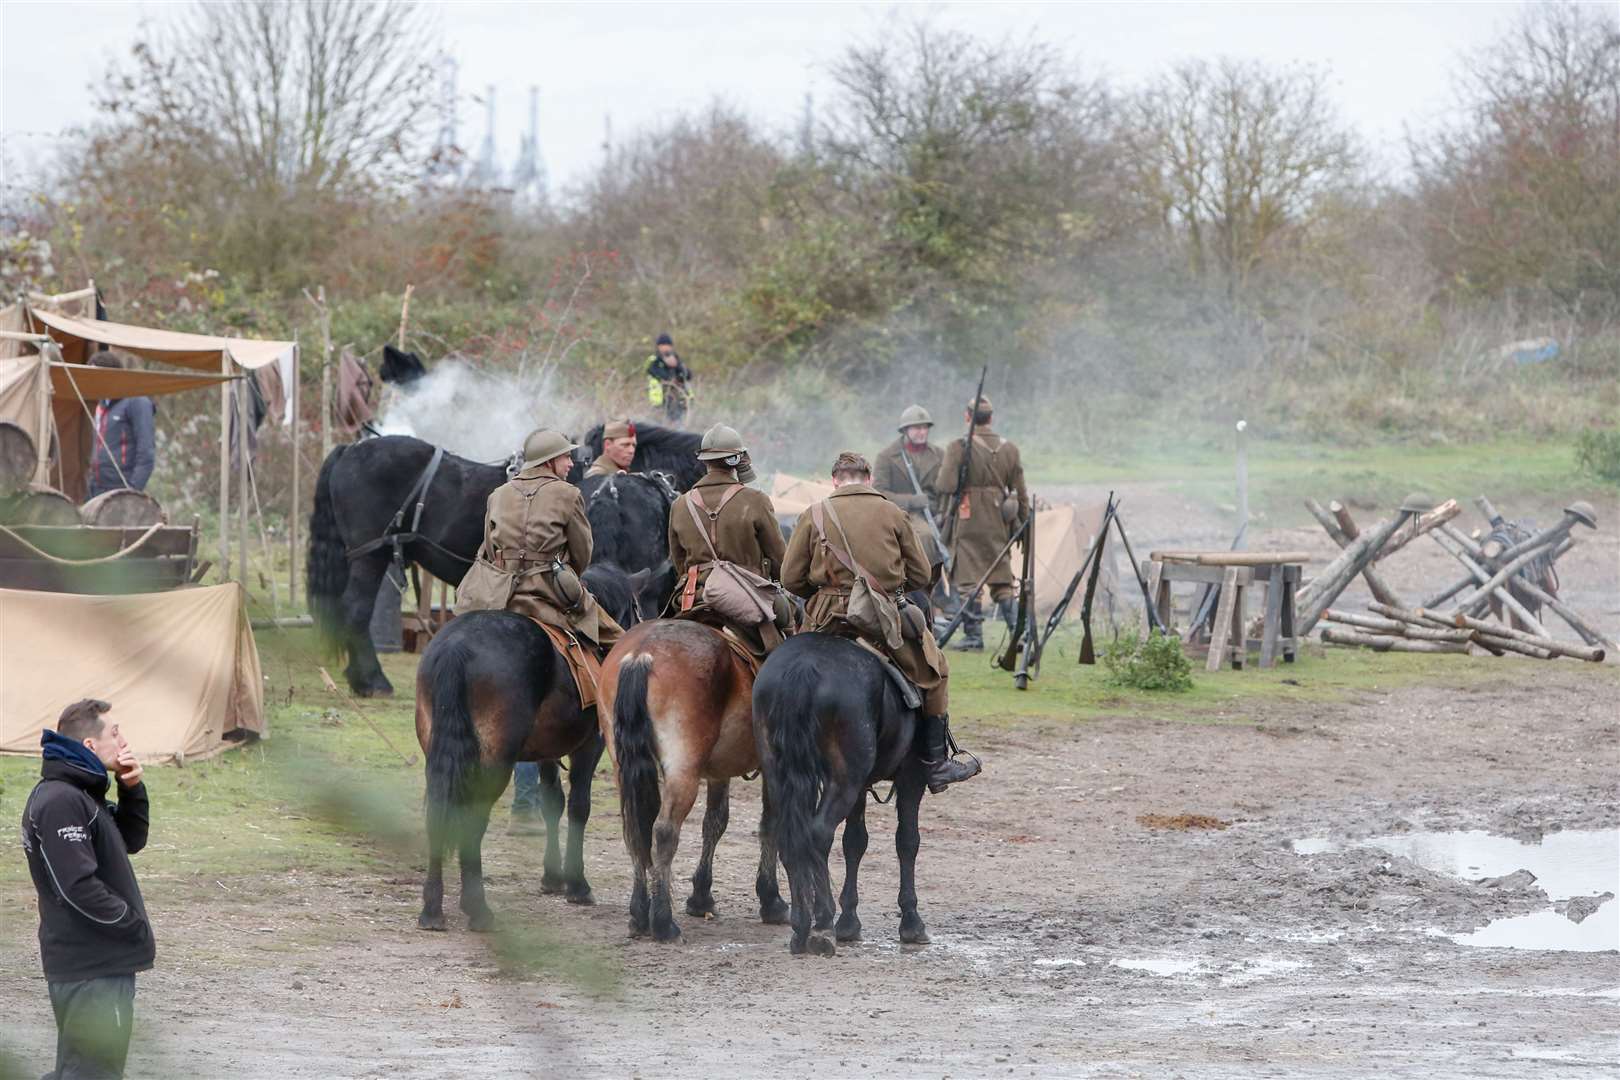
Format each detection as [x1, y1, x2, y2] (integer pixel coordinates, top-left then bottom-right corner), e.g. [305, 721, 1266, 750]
[4, 661, 1615, 1078]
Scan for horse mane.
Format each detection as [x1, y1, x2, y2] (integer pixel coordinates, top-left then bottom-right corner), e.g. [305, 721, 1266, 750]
[380, 344, 427, 387]
[582, 562, 640, 631]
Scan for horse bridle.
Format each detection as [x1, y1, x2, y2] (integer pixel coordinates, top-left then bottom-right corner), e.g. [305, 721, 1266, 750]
[589, 470, 680, 509]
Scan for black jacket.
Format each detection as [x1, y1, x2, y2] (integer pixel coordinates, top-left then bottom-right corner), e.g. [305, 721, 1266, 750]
[646, 354, 691, 386]
[21, 758, 155, 981]
[88, 396, 157, 496]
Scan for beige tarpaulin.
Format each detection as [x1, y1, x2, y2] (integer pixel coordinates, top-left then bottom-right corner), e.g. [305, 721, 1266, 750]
[0, 353, 53, 485]
[767, 472, 1114, 620]
[28, 305, 293, 372]
[0, 583, 265, 762]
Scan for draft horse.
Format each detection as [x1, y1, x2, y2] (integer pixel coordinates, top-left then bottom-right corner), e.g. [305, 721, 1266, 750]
[754, 632, 933, 956]
[598, 619, 788, 942]
[415, 564, 645, 932]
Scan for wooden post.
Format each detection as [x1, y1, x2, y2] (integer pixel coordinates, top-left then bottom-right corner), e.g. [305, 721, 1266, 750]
[219, 355, 230, 582]
[289, 338, 301, 608]
[237, 375, 249, 586]
[398, 284, 414, 350]
[1297, 504, 1424, 635]
[1234, 420, 1248, 547]
[1206, 567, 1239, 672]
[1428, 530, 1551, 635]
[316, 286, 333, 462]
[1304, 499, 1404, 608]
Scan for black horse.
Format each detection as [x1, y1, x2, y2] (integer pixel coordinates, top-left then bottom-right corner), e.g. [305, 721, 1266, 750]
[416, 562, 646, 932]
[308, 423, 702, 696]
[753, 633, 933, 956]
[579, 472, 680, 619]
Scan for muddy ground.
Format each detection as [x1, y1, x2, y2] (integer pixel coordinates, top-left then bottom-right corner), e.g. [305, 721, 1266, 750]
[3, 663, 1615, 1079]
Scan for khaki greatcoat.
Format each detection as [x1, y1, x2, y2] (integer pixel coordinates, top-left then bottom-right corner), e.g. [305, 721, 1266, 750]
[938, 427, 1028, 595]
[584, 455, 625, 479]
[477, 464, 622, 649]
[781, 484, 949, 714]
[667, 470, 788, 652]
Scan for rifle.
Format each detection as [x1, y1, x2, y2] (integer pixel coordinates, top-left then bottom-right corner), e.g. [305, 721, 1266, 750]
[934, 513, 1030, 647]
[898, 447, 951, 567]
[1109, 508, 1169, 636]
[1077, 497, 1119, 664]
[1037, 492, 1116, 658]
[941, 364, 988, 575]
[997, 507, 1039, 687]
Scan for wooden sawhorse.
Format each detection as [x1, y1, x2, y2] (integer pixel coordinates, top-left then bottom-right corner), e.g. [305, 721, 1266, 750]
[1145, 555, 1303, 671]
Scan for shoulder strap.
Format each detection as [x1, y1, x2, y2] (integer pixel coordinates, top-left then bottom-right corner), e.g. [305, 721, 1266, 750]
[683, 484, 744, 561]
[812, 498, 882, 590]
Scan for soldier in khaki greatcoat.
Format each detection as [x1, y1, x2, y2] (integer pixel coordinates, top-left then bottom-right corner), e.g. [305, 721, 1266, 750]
[584, 419, 637, 478]
[938, 397, 1028, 651]
[666, 424, 789, 656]
[872, 404, 948, 569]
[781, 452, 980, 793]
[476, 428, 623, 653]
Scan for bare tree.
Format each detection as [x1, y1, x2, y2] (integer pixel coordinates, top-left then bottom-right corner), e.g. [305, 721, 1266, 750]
[1410, 0, 1619, 313]
[103, 0, 439, 197]
[1121, 58, 1360, 296]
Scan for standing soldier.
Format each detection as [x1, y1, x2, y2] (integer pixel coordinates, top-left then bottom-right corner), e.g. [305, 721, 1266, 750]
[585, 419, 637, 478]
[782, 452, 980, 792]
[666, 424, 789, 657]
[872, 405, 949, 568]
[939, 396, 1028, 651]
[473, 428, 623, 656]
[645, 333, 693, 425]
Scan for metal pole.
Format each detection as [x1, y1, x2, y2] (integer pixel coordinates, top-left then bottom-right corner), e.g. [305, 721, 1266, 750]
[318, 285, 333, 462]
[1235, 419, 1249, 548]
[219, 354, 230, 582]
[237, 374, 250, 586]
[289, 339, 300, 607]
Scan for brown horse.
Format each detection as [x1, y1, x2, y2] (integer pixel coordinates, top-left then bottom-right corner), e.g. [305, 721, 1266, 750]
[598, 619, 788, 942]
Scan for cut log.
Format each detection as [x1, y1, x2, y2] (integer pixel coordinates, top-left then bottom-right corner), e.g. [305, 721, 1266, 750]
[1470, 634, 1554, 660]
[1372, 499, 1462, 563]
[1453, 538, 1560, 618]
[1323, 609, 1473, 642]
[1151, 551, 1312, 566]
[1452, 614, 1605, 662]
[1321, 628, 1467, 654]
[1297, 505, 1424, 635]
[1511, 576, 1615, 652]
[1366, 602, 1456, 630]
[1428, 530, 1551, 636]
[1304, 499, 1403, 608]
[1329, 500, 1359, 539]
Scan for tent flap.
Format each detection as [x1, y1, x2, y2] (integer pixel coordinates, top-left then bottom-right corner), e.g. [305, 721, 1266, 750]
[0, 583, 266, 761]
[29, 305, 294, 372]
[50, 362, 238, 402]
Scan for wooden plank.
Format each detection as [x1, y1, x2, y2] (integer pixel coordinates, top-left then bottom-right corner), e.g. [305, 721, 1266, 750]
[1206, 567, 1238, 673]
[1260, 574, 1285, 668]
[1281, 572, 1298, 662]
[1151, 551, 1312, 566]
[0, 525, 195, 558]
[0, 558, 189, 593]
[1230, 575, 1248, 670]
[1144, 559, 1168, 633]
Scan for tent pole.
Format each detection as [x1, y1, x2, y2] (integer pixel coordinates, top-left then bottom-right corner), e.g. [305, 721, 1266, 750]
[237, 373, 249, 586]
[317, 286, 332, 463]
[290, 339, 300, 608]
[219, 356, 230, 582]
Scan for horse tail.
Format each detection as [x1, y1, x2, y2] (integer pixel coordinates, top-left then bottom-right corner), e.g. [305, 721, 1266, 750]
[307, 444, 350, 655]
[763, 662, 825, 876]
[422, 635, 482, 855]
[612, 654, 660, 866]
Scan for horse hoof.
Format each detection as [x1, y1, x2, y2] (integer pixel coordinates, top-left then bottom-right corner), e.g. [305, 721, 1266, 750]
[685, 897, 716, 918]
[835, 918, 862, 943]
[565, 888, 596, 907]
[628, 918, 650, 938]
[466, 910, 496, 934]
[652, 923, 683, 944]
[899, 923, 931, 946]
[540, 877, 566, 896]
[417, 912, 447, 932]
[759, 898, 790, 925]
[808, 935, 837, 957]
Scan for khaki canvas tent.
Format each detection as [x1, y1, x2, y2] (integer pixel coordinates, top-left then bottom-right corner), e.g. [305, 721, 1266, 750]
[766, 472, 1117, 622]
[0, 583, 265, 762]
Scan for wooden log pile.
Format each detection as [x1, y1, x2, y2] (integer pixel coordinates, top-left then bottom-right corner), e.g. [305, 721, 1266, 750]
[1305, 494, 1610, 663]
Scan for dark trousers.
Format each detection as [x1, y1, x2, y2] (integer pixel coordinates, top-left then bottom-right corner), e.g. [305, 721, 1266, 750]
[47, 974, 135, 1079]
[511, 762, 542, 816]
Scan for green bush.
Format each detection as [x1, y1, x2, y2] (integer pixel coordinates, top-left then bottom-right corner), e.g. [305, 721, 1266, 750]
[1575, 428, 1620, 485]
[1101, 629, 1194, 692]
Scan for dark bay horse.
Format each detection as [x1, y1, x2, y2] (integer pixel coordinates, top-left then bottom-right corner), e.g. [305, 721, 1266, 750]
[754, 633, 932, 956]
[415, 564, 645, 932]
[580, 472, 681, 621]
[598, 620, 788, 942]
[308, 424, 701, 696]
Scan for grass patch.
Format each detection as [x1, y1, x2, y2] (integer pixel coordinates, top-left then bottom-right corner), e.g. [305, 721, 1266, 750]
[1026, 435, 1587, 525]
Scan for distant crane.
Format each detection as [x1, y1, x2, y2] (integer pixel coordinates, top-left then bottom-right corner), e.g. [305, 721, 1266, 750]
[425, 56, 463, 183]
[510, 85, 548, 204]
[468, 84, 501, 189]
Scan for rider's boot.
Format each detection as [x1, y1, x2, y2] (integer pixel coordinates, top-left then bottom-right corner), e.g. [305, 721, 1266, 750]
[917, 714, 981, 794]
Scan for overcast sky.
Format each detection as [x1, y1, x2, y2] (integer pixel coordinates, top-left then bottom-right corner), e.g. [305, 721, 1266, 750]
[2, 1, 1531, 197]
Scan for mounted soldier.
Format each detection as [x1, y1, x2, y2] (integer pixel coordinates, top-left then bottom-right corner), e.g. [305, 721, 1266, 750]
[939, 396, 1028, 651]
[781, 452, 979, 793]
[462, 428, 623, 655]
[666, 424, 791, 657]
[872, 404, 949, 570]
[585, 419, 637, 478]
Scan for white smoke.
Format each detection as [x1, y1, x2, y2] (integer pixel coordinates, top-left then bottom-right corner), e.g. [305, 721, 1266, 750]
[374, 360, 591, 461]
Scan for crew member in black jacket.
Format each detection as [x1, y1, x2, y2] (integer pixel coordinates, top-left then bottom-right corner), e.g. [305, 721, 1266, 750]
[22, 698, 153, 1080]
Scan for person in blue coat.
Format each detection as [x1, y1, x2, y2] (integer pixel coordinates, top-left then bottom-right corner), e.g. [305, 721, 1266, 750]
[85, 350, 156, 498]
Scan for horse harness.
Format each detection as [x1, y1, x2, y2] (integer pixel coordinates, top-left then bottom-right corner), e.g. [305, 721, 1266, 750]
[344, 447, 475, 606]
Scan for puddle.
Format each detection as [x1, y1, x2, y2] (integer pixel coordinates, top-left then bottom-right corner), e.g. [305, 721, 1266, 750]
[1293, 828, 1619, 952]
[1111, 957, 1201, 977]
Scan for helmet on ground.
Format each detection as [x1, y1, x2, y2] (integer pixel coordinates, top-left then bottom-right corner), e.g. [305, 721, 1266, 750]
[697, 424, 748, 461]
[897, 404, 933, 431]
[522, 428, 578, 466]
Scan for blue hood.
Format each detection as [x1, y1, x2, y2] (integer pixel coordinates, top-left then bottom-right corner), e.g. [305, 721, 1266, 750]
[41, 727, 110, 780]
